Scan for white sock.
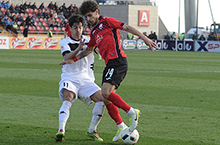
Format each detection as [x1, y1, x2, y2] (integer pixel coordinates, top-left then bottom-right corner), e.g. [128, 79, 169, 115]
[127, 107, 135, 117]
[58, 100, 72, 132]
[88, 102, 105, 133]
[117, 122, 125, 129]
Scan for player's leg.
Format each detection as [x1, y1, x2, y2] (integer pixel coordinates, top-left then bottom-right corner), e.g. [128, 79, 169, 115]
[101, 58, 141, 132]
[91, 90, 127, 142]
[57, 81, 78, 142]
[78, 83, 104, 141]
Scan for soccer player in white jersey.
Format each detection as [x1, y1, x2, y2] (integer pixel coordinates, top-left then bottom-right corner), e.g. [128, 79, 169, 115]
[56, 15, 127, 142]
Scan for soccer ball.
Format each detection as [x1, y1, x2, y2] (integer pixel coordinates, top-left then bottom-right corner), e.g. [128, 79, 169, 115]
[121, 128, 139, 144]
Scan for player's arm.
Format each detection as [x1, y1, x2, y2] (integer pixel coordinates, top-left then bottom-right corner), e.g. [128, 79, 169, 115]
[59, 46, 95, 65]
[63, 38, 85, 61]
[123, 24, 158, 51]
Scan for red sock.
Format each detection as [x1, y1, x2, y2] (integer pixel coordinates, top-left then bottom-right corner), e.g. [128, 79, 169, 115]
[107, 92, 131, 113]
[106, 103, 123, 125]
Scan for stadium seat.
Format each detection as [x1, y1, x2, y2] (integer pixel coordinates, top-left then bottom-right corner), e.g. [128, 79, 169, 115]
[20, 26, 24, 31]
[34, 9, 39, 15]
[17, 21, 22, 26]
[1, 8, 6, 14]
[40, 18, 44, 22]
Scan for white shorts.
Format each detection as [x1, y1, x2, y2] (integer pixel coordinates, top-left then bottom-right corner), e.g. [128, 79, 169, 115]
[59, 79, 101, 106]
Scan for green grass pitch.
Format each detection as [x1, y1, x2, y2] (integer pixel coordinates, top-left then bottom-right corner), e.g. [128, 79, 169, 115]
[0, 49, 220, 145]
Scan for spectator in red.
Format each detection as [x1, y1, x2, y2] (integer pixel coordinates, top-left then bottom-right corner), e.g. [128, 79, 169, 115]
[64, 23, 71, 38]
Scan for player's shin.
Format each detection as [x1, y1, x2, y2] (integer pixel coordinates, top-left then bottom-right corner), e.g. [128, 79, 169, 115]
[88, 102, 105, 132]
[107, 92, 131, 113]
[58, 100, 72, 133]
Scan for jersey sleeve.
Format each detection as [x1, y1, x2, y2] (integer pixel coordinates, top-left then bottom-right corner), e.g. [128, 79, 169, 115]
[88, 34, 96, 48]
[106, 17, 125, 30]
[60, 39, 71, 56]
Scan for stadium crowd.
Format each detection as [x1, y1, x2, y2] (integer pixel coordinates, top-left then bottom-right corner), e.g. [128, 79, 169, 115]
[0, 1, 91, 36]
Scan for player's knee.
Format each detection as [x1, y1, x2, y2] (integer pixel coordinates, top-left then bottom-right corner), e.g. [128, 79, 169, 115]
[101, 91, 110, 99]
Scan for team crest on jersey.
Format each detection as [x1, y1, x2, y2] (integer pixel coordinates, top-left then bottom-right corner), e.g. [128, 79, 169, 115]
[99, 23, 103, 30]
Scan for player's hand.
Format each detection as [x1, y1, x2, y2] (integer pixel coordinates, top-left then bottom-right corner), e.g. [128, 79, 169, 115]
[59, 59, 74, 65]
[78, 36, 85, 50]
[143, 37, 158, 51]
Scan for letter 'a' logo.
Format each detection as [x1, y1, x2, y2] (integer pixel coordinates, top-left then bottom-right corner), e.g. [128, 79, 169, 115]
[138, 10, 150, 26]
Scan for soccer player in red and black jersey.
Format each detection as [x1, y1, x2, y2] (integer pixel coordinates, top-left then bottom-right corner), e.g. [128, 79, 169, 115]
[60, 0, 158, 142]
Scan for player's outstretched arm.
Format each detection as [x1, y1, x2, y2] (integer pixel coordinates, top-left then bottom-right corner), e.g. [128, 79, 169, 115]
[59, 46, 95, 65]
[123, 25, 158, 51]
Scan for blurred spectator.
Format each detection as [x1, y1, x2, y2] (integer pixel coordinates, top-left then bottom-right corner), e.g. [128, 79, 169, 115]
[16, 14, 24, 25]
[9, 3, 16, 13]
[179, 33, 185, 40]
[25, 16, 31, 26]
[42, 10, 49, 19]
[60, 21, 65, 28]
[15, 4, 20, 13]
[58, 12, 65, 21]
[171, 32, 177, 40]
[143, 32, 147, 37]
[164, 32, 170, 40]
[47, 29, 53, 37]
[199, 35, 205, 40]
[23, 25, 28, 37]
[12, 21, 18, 34]
[5, 9, 11, 17]
[192, 32, 197, 41]
[30, 3, 37, 10]
[207, 33, 217, 41]
[64, 9, 71, 19]
[5, 1, 10, 9]
[60, 3, 67, 13]
[48, 1, 54, 10]
[19, 4, 25, 14]
[153, 32, 157, 40]
[27, 2, 32, 9]
[1, 16, 10, 28]
[68, 4, 73, 10]
[0, 1, 5, 8]
[23, 2, 28, 9]
[53, 12, 57, 19]
[148, 31, 154, 39]
[73, 4, 79, 14]
[37, 10, 43, 18]
[30, 16, 37, 28]
[39, 3, 44, 10]
[54, 2, 58, 11]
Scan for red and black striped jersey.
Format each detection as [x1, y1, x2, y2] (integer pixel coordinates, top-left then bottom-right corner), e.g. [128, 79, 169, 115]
[88, 16, 127, 65]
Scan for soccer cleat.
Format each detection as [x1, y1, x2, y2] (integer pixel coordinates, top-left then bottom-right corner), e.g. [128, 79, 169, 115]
[56, 130, 65, 142]
[112, 125, 128, 142]
[129, 109, 141, 132]
[86, 130, 103, 141]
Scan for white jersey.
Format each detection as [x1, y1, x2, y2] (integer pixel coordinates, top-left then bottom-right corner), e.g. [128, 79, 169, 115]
[59, 35, 99, 105]
[60, 35, 95, 82]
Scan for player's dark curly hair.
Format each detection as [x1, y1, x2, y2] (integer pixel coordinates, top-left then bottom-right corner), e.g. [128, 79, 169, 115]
[79, 0, 100, 16]
[68, 15, 85, 27]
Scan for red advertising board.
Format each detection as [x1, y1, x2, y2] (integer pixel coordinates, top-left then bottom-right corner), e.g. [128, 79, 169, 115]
[138, 10, 150, 27]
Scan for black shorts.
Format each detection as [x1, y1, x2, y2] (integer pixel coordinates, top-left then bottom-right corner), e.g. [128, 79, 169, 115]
[102, 57, 128, 89]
